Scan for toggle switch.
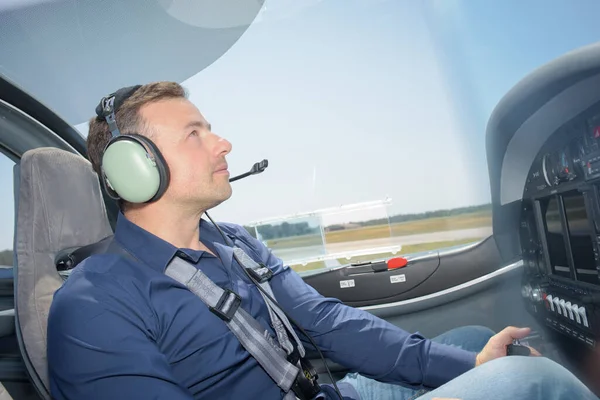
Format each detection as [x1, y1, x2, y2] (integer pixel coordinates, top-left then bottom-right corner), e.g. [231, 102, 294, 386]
[553, 297, 561, 315]
[559, 299, 568, 316]
[578, 306, 589, 328]
[565, 301, 574, 320]
[571, 303, 581, 324]
[546, 294, 555, 311]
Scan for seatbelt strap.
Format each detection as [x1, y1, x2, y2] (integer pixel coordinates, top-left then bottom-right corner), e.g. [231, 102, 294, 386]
[55, 233, 305, 359]
[165, 256, 300, 398]
[232, 247, 306, 359]
[56, 237, 305, 399]
[54, 235, 114, 280]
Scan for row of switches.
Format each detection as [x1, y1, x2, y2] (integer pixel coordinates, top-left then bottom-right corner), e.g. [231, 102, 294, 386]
[546, 295, 589, 327]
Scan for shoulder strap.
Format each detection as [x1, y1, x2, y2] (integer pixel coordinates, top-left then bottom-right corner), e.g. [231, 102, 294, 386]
[55, 236, 305, 398]
[215, 226, 307, 359]
[232, 248, 306, 359]
[54, 235, 114, 279]
[54, 235, 114, 270]
[165, 256, 299, 398]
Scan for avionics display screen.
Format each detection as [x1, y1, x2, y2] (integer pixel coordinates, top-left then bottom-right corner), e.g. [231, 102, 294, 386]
[563, 192, 600, 285]
[542, 196, 572, 279]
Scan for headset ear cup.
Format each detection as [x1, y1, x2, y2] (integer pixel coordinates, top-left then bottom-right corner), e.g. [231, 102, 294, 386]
[99, 139, 121, 201]
[135, 135, 170, 202]
[100, 168, 120, 201]
[101, 135, 164, 203]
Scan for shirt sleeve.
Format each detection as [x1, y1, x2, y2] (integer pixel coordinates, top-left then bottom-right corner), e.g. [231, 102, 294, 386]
[230, 224, 477, 390]
[47, 266, 194, 400]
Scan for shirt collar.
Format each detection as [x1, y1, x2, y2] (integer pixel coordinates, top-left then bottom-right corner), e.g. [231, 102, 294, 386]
[113, 212, 229, 272]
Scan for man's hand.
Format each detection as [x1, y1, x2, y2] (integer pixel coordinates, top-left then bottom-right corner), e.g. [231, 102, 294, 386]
[475, 326, 542, 366]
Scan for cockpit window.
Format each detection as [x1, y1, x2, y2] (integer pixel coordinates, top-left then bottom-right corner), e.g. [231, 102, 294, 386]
[1, 1, 600, 275]
[0, 154, 14, 267]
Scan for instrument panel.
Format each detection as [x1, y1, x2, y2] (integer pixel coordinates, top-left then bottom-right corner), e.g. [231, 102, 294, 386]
[527, 114, 600, 190]
[521, 107, 600, 348]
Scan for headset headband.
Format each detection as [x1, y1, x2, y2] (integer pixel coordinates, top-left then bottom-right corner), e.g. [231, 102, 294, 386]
[95, 85, 142, 138]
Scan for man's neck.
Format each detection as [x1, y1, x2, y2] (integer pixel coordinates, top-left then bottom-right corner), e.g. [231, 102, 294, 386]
[124, 203, 208, 252]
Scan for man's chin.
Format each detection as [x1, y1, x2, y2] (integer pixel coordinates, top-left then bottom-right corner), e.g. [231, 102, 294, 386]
[219, 192, 233, 204]
[205, 188, 233, 209]
[219, 182, 233, 198]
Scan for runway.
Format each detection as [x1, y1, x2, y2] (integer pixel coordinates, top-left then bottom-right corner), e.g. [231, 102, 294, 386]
[271, 226, 493, 262]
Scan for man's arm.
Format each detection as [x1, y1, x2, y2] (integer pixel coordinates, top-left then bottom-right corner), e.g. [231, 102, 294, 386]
[232, 225, 476, 390]
[47, 271, 194, 400]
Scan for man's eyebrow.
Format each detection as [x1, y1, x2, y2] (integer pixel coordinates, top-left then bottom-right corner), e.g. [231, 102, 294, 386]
[185, 121, 211, 131]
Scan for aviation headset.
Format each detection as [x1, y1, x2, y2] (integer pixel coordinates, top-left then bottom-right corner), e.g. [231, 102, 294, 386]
[95, 85, 170, 204]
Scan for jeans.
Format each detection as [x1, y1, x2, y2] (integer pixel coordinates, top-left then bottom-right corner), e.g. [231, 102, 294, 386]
[337, 325, 599, 400]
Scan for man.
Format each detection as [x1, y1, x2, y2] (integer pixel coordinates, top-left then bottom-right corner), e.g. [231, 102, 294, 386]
[46, 82, 598, 400]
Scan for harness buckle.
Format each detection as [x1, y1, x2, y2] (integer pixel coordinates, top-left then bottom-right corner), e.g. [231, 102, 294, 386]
[209, 289, 242, 322]
[246, 263, 273, 283]
[287, 344, 302, 365]
[290, 356, 321, 400]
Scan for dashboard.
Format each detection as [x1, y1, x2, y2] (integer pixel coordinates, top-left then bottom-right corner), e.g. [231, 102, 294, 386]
[520, 101, 600, 348]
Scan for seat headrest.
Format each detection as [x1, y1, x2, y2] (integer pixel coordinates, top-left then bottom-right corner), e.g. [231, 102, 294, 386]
[13, 147, 113, 398]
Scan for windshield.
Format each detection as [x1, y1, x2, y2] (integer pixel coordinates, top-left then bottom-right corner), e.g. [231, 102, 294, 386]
[1, 0, 599, 273]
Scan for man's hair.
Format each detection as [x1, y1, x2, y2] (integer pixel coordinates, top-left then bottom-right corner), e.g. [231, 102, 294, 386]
[87, 81, 187, 177]
[86, 81, 187, 209]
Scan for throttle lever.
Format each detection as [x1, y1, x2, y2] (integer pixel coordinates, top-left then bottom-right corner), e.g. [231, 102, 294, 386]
[506, 340, 532, 356]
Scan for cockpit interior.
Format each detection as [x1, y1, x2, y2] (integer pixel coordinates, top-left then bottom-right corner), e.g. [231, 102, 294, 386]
[0, 1, 599, 399]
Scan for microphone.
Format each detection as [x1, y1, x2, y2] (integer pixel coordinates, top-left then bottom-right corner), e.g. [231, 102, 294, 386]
[229, 159, 269, 182]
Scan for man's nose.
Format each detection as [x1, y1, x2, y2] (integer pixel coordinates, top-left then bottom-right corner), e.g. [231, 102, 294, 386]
[214, 133, 232, 155]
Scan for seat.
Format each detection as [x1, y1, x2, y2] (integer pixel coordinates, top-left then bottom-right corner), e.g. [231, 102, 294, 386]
[0, 382, 14, 400]
[13, 147, 113, 399]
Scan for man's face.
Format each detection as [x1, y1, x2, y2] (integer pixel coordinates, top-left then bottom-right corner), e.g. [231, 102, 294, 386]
[139, 97, 233, 209]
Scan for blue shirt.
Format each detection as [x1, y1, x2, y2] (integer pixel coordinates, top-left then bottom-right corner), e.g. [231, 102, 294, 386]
[47, 213, 477, 399]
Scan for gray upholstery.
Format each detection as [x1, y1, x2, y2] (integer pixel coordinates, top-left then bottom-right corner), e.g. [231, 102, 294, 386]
[0, 382, 13, 400]
[14, 147, 113, 398]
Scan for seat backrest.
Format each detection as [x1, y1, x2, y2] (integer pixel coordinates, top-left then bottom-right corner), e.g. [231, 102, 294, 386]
[13, 148, 113, 399]
[0, 382, 14, 400]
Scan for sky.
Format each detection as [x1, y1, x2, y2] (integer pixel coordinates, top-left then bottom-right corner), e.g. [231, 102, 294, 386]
[1, 0, 600, 249]
[147, 0, 600, 226]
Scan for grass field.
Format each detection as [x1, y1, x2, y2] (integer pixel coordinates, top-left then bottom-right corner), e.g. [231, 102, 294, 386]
[291, 236, 483, 272]
[265, 210, 492, 250]
[268, 209, 493, 273]
[266, 233, 323, 250]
